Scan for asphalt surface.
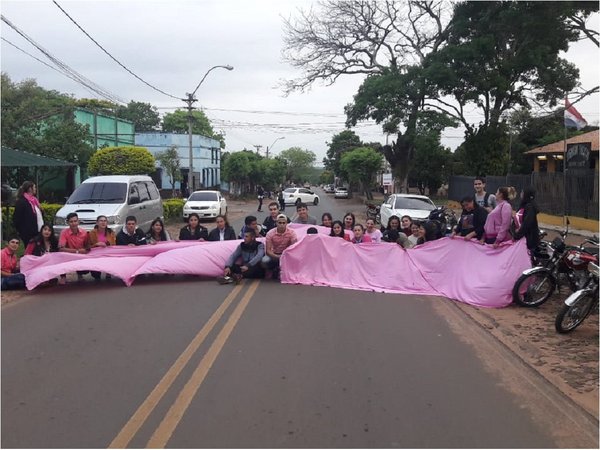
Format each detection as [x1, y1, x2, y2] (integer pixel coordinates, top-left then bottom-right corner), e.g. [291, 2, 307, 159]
[2, 189, 597, 448]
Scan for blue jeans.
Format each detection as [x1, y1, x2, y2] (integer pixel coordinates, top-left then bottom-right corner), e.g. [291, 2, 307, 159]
[1, 273, 26, 290]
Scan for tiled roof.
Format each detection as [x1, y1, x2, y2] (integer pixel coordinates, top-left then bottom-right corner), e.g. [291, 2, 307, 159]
[525, 130, 599, 155]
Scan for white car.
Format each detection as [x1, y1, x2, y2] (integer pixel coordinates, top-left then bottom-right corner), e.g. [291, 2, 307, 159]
[334, 187, 349, 199]
[379, 194, 436, 225]
[283, 187, 320, 206]
[324, 184, 335, 193]
[183, 190, 227, 220]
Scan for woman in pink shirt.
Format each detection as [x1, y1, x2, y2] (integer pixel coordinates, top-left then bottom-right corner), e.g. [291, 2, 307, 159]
[365, 219, 382, 243]
[352, 224, 373, 244]
[482, 186, 516, 248]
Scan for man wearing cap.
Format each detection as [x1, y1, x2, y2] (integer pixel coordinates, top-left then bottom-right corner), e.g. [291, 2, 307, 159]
[262, 213, 298, 279]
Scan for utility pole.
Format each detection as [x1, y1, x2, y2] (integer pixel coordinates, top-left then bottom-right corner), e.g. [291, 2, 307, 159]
[253, 145, 263, 155]
[186, 93, 197, 194]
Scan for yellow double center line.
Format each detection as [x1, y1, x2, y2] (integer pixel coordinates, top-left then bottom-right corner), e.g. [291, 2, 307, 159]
[109, 280, 260, 449]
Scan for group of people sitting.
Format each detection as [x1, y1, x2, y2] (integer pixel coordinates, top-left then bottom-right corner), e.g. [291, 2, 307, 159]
[1, 183, 540, 289]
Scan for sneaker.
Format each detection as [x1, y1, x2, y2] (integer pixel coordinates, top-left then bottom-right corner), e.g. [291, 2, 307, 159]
[216, 276, 234, 285]
[232, 274, 243, 284]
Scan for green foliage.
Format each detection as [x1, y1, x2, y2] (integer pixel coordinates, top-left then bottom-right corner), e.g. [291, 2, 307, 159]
[116, 101, 160, 131]
[162, 199, 185, 220]
[257, 158, 286, 190]
[324, 130, 362, 175]
[221, 150, 259, 185]
[319, 170, 334, 185]
[278, 147, 316, 184]
[88, 146, 156, 176]
[2, 203, 64, 239]
[155, 146, 182, 194]
[162, 109, 225, 148]
[340, 147, 383, 199]
[74, 98, 119, 114]
[40, 203, 63, 225]
[455, 126, 510, 176]
[410, 130, 452, 195]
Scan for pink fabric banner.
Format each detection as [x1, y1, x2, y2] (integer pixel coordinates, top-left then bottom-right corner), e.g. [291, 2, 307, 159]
[20, 224, 531, 308]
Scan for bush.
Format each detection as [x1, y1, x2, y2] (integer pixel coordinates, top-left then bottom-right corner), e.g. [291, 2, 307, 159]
[88, 146, 156, 176]
[162, 199, 185, 220]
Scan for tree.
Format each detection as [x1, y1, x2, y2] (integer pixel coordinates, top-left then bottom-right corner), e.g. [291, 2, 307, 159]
[162, 109, 225, 148]
[409, 125, 452, 195]
[116, 101, 161, 131]
[423, 1, 591, 174]
[257, 157, 286, 191]
[283, 1, 453, 191]
[74, 98, 118, 114]
[155, 146, 181, 196]
[319, 170, 335, 185]
[278, 147, 316, 184]
[221, 150, 262, 195]
[340, 147, 383, 200]
[323, 130, 362, 175]
[88, 146, 156, 176]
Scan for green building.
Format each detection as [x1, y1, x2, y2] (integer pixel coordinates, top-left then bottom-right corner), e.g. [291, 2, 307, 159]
[74, 107, 135, 149]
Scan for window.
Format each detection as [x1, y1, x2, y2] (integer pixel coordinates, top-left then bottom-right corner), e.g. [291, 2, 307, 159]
[67, 182, 127, 204]
[188, 191, 218, 201]
[146, 182, 160, 200]
[136, 182, 150, 202]
[393, 197, 435, 211]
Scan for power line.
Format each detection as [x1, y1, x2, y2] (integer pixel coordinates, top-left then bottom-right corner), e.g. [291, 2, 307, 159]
[1, 14, 126, 104]
[52, 0, 181, 101]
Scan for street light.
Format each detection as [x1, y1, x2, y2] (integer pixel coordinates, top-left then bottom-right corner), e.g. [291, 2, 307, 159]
[184, 65, 233, 194]
[266, 136, 285, 159]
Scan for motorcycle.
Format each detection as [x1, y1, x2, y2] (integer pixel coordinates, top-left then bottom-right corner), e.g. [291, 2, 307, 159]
[366, 203, 381, 224]
[555, 262, 599, 333]
[512, 219, 599, 307]
[427, 206, 458, 238]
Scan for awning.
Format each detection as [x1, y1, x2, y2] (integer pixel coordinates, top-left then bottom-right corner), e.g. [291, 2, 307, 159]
[1, 147, 77, 167]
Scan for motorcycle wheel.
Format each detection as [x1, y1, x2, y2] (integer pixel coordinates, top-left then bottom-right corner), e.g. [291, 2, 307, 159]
[555, 295, 596, 333]
[512, 271, 556, 307]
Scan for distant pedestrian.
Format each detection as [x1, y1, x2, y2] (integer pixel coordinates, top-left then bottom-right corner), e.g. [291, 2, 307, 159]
[278, 190, 285, 211]
[13, 181, 43, 246]
[257, 185, 265, 212]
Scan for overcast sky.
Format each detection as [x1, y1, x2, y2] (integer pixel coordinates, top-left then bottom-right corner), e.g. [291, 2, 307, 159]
[1, 0, 598, 164]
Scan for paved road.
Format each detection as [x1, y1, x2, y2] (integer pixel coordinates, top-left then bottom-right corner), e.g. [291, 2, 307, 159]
[2, 189, 598, 448]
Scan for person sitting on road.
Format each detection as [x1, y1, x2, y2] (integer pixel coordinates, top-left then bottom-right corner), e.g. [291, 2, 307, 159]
[179, 213, 209, 241]
[218, 229, 265, 284]
[117, 215, 149, 246]
[416, 220, 442, 245]
[482, 186, 516, 247]
[238, 215, 264, 239]
[208, 215, 237, 241]
[451, 195, 488, 241]
[381, 215, 401, 243]
[400, 215, 412, 237]
[1, 235, 26, 290]
[351, 224, 372, 244]
[397, 232, 414, 249]
[330, 220, 351, 241]
[263, 202, 281, 232]
[342, 213, 356, 231]
[25, 223, 59, 256]
[262, 214, 298, 279]
[88, 215, 117, 281]
[365, 218, 382, 243]
[292, 203, 317, 225]
[321, 212, 333, 228]
[408, 221, 421, 246]
[306, 227, 319, 235]
[146, 217, 171, 244]
[58, 212, 91, 284]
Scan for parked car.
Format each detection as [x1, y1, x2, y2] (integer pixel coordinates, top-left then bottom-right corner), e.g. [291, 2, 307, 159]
[334, 187, 349, 199]
[324, 184, 335, 193]
[53, 175, 164, 236]
[183, 190, 227, 220]
[379, 193, 436, 225]
[283, 187, 320, 206]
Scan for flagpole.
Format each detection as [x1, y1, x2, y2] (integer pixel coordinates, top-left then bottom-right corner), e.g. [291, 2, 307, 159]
[563, 96, 568, 225]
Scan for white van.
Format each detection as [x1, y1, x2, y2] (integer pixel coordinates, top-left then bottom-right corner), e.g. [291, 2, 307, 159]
[53, 175, 164, 236]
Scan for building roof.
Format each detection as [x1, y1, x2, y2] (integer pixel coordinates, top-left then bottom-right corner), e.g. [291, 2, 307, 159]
[1, 147, 77, 167]
[525, 130, 599, 155]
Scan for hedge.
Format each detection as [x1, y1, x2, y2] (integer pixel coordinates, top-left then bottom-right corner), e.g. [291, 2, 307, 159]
[88, 146, 156, 176]
[162, 199, 185, 220]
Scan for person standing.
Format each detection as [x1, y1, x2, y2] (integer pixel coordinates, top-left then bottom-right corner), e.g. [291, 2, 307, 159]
[278, 190, 285, 211]
[262, 214, 298, 279]
[474, 176, 497, 213]
[257, 185, 265, 212]
[482, 187, 516, 247]
[1, 236, 26, 290]
[13, 181, 43, 246]
[512, 187, 540, 252]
